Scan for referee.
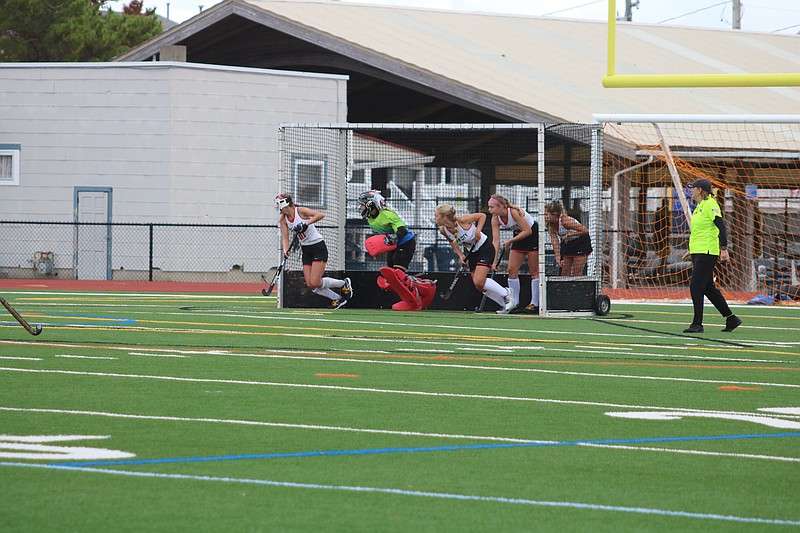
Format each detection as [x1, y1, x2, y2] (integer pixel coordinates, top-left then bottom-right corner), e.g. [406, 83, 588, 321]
[683, 178, 742, 334]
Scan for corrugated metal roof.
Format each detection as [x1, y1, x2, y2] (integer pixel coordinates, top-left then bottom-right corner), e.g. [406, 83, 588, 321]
[118, 0, 800, 123]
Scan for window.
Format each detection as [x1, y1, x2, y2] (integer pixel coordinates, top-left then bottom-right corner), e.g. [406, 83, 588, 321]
[350, 168, 366, 184]
[292, 157, 326, 208]
[0, 144, 20, 186]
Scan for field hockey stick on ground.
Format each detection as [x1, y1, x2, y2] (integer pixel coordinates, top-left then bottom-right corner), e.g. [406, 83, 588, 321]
[439, 245, 474, 300]
[0, 296, 42, 336]
[476, 245, 507, 312]
[262, 234, 299, 297]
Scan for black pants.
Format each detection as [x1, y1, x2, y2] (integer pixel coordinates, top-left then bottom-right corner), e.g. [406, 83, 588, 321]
[689, 254, 732, 326]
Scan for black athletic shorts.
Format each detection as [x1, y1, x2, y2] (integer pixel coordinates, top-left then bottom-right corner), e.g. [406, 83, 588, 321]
[510, 221, 539, 252]
[468, 241, 496, 271]
[388, 236, 416, 269]
[561, 233, 592, 257]
[301, 240, 328, 265]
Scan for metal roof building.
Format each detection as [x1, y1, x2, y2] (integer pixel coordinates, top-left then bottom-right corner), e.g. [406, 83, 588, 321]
[116, 0, 800, 124]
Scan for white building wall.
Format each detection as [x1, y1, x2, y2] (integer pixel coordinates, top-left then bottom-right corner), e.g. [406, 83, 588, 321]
[0, 62, 347, 223]
[0, 62, 347, 278]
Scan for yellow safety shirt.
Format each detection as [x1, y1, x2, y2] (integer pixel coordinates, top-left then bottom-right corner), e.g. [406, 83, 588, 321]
[689, 196, 722, 255]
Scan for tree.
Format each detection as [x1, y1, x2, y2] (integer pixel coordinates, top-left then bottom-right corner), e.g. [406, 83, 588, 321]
[0, 0, 162, 62]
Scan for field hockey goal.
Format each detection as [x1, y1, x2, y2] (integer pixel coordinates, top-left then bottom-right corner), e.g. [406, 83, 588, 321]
[278, 122, 606, 315]
[594, 114, 800, 302]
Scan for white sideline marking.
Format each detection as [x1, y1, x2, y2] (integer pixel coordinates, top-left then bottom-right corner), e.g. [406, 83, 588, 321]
[583, 443, 800, 462]
[0, 435, 134, 460]
[17, 295, 800, 334]
[605, 410, 800, 429]
[5, 337, 794, 365]
[148, 309, 800, 339]
[0, 356, 41, 361]
[460, 347, 514, 353]
[576, 345, 633, 351]
[4, 406, 797, 463]
[0, 291, 261, 299]
[55, 355, 117, 360]
[2, 368, 799, 417]
[2, 462, 798, 527]
[396, 348, 454, 353]
[0, 407, 548, 444]
[2, 330, 796, 364]
[128, 352, 190, 359]
[761, 407, 800, 415]
[2, 358, 798, 389]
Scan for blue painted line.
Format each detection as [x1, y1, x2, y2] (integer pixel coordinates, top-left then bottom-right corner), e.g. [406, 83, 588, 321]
[52, 431, 800, 467]
[3, 461, 799, 526]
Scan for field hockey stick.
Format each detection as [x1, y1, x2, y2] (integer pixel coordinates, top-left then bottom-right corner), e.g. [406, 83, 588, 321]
[476, 244, 507, 312]
[262, 234, 299, 297]
[0, 296, 42, 336]
[439, 244, 475, 300]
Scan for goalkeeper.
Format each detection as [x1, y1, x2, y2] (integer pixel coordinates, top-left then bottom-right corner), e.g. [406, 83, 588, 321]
[359, 190, 435, 311]
[359, 190, 416, 271]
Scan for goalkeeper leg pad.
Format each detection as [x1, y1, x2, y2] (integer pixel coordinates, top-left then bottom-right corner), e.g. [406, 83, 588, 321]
[380, 267, 421, 311]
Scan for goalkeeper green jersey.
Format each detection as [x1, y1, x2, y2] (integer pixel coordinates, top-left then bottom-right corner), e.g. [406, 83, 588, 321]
[367, 210, 414, 245]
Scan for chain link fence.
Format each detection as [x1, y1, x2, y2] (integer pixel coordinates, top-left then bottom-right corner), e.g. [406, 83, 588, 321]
[0, 221, 282, 282]
[1, 221, 503, 283]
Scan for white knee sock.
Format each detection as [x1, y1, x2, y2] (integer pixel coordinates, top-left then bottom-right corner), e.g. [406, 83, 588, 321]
[483, 277, 508, 306]
[508, 277, 520, 306]
[313, 287, 340, 300]
[322, 277, 344, 289]
[530, 277, 540, 307]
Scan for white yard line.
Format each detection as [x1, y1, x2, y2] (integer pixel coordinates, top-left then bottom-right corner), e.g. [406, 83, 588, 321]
[2, 366, 799, 409]
[1, 406, 797, 464]
[2, 461, 798, 526]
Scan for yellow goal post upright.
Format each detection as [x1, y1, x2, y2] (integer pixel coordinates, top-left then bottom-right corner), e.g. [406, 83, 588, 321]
[592, 113, 800, 301]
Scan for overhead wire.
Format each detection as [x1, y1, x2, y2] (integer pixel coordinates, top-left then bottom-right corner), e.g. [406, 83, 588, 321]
[657, 1, 730, 24]
[542, 0, 605, 17]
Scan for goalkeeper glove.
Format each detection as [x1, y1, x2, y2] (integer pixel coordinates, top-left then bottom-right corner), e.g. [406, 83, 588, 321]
[384, 233, 398, 246]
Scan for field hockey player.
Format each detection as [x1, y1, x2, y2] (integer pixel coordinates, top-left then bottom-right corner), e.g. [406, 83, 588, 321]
[434, 204, 513, 314]
[487, 194, 540, 314]
[276, 193, 352, 309]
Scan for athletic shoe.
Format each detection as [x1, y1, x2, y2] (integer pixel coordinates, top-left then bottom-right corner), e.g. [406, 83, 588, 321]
[496, 287, 515, 315]
[329, 299, 347, 310]
[722, 315, 742, 332]
[683, 324, 704, 333]
[342, 277, 354, 299]
[525, 304, 539, 315]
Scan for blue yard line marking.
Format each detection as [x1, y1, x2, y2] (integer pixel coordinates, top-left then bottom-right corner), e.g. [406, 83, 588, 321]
[3, 461, 799, 527]
[52, 431, 800, 467]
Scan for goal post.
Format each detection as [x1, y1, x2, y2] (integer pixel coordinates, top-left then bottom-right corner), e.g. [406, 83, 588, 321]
[593, 114, 800, 302]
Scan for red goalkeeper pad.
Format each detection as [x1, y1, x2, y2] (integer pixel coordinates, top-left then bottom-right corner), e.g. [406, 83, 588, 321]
[379, 267, 436, 311]
[365, 234, 397, 256]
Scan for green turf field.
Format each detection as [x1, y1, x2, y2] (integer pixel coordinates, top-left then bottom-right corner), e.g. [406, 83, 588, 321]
[1, 290, 798, 531]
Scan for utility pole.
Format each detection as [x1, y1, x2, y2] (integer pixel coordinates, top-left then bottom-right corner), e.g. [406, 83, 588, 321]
[732, 0, 742, 29]
[624, 0, 639, 22]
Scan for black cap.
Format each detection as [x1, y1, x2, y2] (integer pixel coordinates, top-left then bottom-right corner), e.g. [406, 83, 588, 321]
[688, 178, 712, 193]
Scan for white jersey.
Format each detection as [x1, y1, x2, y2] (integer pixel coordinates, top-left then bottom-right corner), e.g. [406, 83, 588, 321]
[285, 206, 323, 246]
[441, 222, 487, 253]
[556, 215, 579, 238]
[497, 207, 535, 232]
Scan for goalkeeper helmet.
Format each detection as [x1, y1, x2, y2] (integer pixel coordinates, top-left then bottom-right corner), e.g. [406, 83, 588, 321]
[358, 190, 385, 219]
[275, 194, 292, 210]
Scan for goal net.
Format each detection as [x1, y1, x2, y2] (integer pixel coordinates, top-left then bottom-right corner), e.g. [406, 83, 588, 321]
[595, 114, 800, 303]
[278, 123, 605, 313]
